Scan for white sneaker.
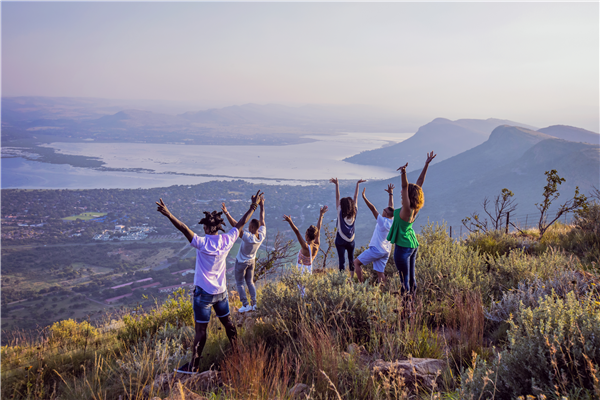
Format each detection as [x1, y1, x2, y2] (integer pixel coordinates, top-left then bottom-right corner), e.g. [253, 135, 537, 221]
[251, 305, 257, 311]
[238, 305, 252, 313]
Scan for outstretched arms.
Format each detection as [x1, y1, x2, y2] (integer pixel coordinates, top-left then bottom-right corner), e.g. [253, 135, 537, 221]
[283, 215, 308, 252]
[330, 178, 340, 208]
[354, 179, 366, 210]
[362, 188, 379, 220]
[234, 190, 263, 231]
[385, 183, 395, 209]
[156, 199, 195, 243]
[396, 163, 412, 222]
[258, 194, 265, 227]
[221, 203, 243, 238]
[416, 151, 436, 188]
[314, 205, 328, 245]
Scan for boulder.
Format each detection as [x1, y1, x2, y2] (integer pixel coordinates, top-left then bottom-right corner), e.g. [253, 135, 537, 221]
[288, 383, 310, 398]
[371, 358, 446, 390]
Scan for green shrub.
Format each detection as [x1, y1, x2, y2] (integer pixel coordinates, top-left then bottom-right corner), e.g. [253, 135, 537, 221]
[465, 230, 523, 258]
[462, 292, 600, 398]
[49, 319, 98, 347]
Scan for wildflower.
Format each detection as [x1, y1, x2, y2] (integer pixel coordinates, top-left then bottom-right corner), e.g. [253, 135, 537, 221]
[25, 366, 32, 371]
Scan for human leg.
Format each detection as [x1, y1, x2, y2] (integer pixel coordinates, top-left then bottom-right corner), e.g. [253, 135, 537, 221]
[234, 260, 249, 307]
[335, 234, 347, 271]
[408, 247, 418, 294]
[191, 321, 208, 367]
[244, 259, 257, 307]
[394, 246, 413, 293]
[353, 259, 363, 282]
[218, 315, 238, 347]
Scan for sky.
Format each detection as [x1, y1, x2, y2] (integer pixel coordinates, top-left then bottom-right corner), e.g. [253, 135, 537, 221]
[2, 2, 599, 132]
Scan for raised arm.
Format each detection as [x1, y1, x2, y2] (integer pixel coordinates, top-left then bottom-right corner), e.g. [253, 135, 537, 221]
[314, 205, 329, 245]
[234, 190, 263, 231]
[258, 194, 265, 227]
[283, 215, 308, 251]
[385, 183, 395, 209]
[330, 178, 340, 208]
[354, 179, 366, 209]
[362, 188, 379, 220]
[221, 203, 243, 238]
[397, 163, 412, 222]
[416, 151, 436, 188]
[156, 199, 195, 243]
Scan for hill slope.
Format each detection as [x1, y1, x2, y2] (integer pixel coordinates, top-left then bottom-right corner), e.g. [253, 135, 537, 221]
[538, 125, 599, 145]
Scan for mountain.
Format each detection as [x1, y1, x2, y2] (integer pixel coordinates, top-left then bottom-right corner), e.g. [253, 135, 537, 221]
[538, 125, 599, 145]
[344, 118, 538, 171]
[358, 125, 600, 236]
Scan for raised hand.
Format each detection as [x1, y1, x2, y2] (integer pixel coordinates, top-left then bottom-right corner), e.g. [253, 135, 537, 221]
[425, 151, 437, 164]
[329, 178, 339, 185]
[258, 194, 265, 206]
[155, 199, 172, 217]
[385, 184, 395, 194]
[251, 190, 263, 204]
[362, 187, 367, 197]
[320, 205, 329, 215]
[396, 162, 409, 172]
[283, 215, 293, 224]
[221, 202, 228, 214]
[357, 179, 367, 184]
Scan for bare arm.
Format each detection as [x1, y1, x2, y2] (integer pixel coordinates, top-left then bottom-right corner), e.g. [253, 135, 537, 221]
[385, 183, 395, 208]
[362, 188, 379, 220]
[283, 215, 308, 251]
[156, 199, 195, 243]
[330, 178, 340, 208]
[354, 179, 366, 210]
[314, 205, 329, 245]
[234, 190, 263, 231]
[416, 151, 436, 188]
[397, 163, 412, 222]
[258, 194, 265, 227]
[221, 203, 243, 238]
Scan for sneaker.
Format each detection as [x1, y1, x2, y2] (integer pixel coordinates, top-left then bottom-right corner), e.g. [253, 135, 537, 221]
[238, 305, 252, 313]
[251, 305, 257, 311]
[175, 361, 199, 375]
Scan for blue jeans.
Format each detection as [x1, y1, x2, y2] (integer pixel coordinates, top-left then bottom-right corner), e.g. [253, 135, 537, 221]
[193, 286, 231, 323]
[234, 259, 257, 307]
[335, 234, 355, 271]
[394, 246, 418, 294]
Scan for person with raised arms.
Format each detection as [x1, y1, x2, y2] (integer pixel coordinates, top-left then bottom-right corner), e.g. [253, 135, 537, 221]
[387, 152, 436, 295]
[156, 190, 262, 374]
[354, 184, 395, 284]
[330, 178, 366, 279]
[221, 194, 266, 313]
[283, 205, 328, 275]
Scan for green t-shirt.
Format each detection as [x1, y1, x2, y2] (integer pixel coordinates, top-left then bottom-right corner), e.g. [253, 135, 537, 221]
[386, 208, 419, 248]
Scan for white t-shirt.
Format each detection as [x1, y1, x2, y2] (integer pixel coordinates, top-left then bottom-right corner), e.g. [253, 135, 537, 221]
[190, 227, 239, 294]
[236, 225, 266, 263]
[369, 215, 393, 254]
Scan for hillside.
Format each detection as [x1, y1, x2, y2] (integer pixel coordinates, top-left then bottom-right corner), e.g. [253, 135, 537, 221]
[343, 117, 537, 171]
[538, 124, 600, 144]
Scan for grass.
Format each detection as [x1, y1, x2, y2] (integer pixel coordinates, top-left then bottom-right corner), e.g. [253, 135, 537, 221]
[1, 218, 599, 399]
[62, 212, 107, 221]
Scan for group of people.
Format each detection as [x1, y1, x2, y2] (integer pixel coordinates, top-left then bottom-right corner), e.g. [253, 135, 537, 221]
[156, 151, 435, 374]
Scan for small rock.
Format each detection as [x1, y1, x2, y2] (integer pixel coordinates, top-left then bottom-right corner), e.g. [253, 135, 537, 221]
[288, 383, 309, 398]
[371, 357, 446, 390]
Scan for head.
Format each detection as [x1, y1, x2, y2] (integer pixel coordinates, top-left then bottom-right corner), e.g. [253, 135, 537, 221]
[199, 211, 226, 235]
[382, 207, 394, 219]
[406, 183, 424, 212]
[340, 197, 356, 220]
[249, 219, 259, 235]
[305, 225, 317, 243]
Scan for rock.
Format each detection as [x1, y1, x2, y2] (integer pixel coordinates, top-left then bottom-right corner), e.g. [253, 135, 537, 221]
[371, 358, 446, 390]
[345, 343, 371, 366]
[288, 383, 310, 398]
[143, 370, 221, 398]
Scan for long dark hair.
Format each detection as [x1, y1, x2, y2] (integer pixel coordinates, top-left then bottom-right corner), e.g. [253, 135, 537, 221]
[340, 197, 356, 220]
[199, 211, 225, 235]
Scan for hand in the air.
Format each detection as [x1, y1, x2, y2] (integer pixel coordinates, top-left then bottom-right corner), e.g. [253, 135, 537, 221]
[385, 184, 395, 194]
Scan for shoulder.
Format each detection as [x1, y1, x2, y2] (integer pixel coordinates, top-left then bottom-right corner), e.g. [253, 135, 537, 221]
[227, 227, 239, 239]
[190, 233, 203, 248]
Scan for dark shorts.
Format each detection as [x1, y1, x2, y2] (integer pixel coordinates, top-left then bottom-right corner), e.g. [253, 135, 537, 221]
[193, 286, 230, 323]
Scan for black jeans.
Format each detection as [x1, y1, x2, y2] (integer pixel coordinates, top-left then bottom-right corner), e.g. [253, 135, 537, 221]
[335, 233, 355, 271]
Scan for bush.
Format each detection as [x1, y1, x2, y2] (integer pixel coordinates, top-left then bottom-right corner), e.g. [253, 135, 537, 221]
[465, 230, 523, 258]
[49, 319, 98, 347]
[462, 292, 600, 398]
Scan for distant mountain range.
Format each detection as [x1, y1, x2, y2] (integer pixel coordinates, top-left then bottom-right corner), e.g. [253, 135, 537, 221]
[358, 125, 600, 235]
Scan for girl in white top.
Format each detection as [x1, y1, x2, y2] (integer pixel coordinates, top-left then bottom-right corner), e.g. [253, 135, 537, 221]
[283, 205, 328, 274]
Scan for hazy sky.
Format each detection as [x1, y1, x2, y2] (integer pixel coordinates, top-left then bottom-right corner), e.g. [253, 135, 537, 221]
[2, 2, 599, 131]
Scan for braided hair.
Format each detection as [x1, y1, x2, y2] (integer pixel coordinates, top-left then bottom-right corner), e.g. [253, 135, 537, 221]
[199, 211, 226, 235]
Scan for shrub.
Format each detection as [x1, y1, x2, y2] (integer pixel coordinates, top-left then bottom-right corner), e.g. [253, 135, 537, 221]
[49, 319, 98, 348]
[462, 292, 600, 398]
[464, 230, 523, 258]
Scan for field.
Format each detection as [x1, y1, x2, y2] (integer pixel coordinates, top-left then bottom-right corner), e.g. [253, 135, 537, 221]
[62, 212, 107, 221]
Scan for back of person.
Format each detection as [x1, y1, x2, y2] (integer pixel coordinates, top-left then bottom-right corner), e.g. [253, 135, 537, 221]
[191, 228, 239, 294]
[236, 226, 266, 262]
[337, 206, 356, 242]
[370, 215, 393, 253]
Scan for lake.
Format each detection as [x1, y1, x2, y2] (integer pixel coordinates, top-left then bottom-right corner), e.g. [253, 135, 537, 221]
[2, 132, 412, 189]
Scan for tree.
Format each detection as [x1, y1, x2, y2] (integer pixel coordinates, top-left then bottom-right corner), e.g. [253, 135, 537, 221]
[315, 222, 336, 270]
[462, 188, 517, 233]
[254, 232, 295, 282]
[535, 169, 587, 240]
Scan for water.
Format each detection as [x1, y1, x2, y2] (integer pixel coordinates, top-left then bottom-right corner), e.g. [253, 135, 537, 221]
[2, 132, 413, 189]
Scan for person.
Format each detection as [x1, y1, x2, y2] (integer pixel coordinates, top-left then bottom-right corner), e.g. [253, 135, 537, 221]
[330, 178, 366, 278]
[387, 152, 436, 294]
[354, 184, 395, 284]
[155, 190, 262, 374]
[221, 194, 266, 313]
[283, 205, 328, 275]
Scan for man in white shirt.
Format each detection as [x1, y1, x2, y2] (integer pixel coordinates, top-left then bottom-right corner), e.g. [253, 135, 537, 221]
[221, 194, 266, 313]
[156, 190, 262, 374]
[354, 184, 395, 283]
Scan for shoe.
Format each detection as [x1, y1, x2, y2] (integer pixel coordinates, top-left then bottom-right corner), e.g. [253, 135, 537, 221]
[175, 361, 199, 375]
[238, 305, 252, 313]
[251, 305, 257, 311]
